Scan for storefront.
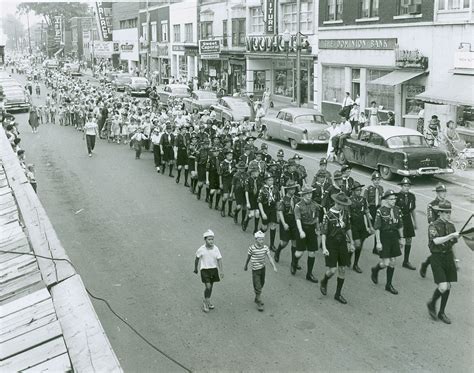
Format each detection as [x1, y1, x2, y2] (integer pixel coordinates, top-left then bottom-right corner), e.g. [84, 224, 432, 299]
[245, 35, 315, 103]
[171, 44, 198, 82]
[150, 42, 170, 85]
[113, 28, 139, 74]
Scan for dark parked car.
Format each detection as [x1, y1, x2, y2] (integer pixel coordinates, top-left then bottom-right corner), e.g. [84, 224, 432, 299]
[183, 90, 218, 113]
[113, 73, 133, 91]
[340, 126, 454, 180]
[125, 77, 150, 96]
[158, 84, 191, 106]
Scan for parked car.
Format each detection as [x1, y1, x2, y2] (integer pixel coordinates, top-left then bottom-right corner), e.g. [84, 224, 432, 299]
[211, 97, 251, 123]
[104, 72, 120, 84]
[263, 108, 330, 150]
[340, 126, 454, 180]
[42, 59, 59, 69]
[113, 73, 133, 91]
[125, 77, 150, 96]
[2, 86, 31, 112]
[183, 90, 218, 113]
[63, 63, 81, 76]
[158, 84, 191, 106]
[0, 80, 22, 89]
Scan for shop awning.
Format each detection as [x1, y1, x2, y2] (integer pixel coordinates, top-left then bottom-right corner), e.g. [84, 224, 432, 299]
[370, 70, 425, 86]
[416, 74, 474, 106]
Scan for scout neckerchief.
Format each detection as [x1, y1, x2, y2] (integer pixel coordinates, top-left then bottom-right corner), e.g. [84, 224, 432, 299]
[375, 185, 380, 206]
[329, 207, 345, 228]
[224, 159, 232, 174]
[265, 184, 275, 204]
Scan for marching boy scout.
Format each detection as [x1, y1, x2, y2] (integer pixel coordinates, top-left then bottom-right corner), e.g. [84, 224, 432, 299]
[396, 177, 417, 270]
[364, 171, 384, 254]
[320, 192, 355, 304]
[244, 231, 278, 312]
[258, 173, 280, 251]
[194, 230, 224, 313]
[371, 190, 404, 295]
[426, 201, 459, 324]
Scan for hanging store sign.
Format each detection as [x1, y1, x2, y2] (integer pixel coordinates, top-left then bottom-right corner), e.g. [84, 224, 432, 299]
[245, 35, 309, 54]
[54, 16, 63, 44]
[172, 45, 185, 52]
[199, 40, 221, 55]
[395, 49, 429, 69]
[265, 0, 275, 34]
[95, 2, 113, 42]
[93, 41, 114, 57]
[454, 50, 474, 70]
[319, 38, 397, 50]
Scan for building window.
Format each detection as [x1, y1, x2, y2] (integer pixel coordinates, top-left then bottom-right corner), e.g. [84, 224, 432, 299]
[179, 55, 187, 79]
[161, 21, 168, 42]
[404, 85, 425, 115]
[184, 23, 193, 42]
[322, 66, 345, 103]
[253, 71, 266, 93]
[142, 23, 148, 41]
[200, 22, 213, 39]
[119, 18, 137, 29]
[438, 0, 470, 10]
[327, 0, 343, 21]
[360, 0, 379, 18]
[367, 70, 395, 111]
[151, 22, 157, 42]
[398, 0, 424, 15]
[250, 7, 264, 34]
[222, 20, 228, 47]
[173, 24, 181, 42]
[282, 1, 313, 32]
[232, 18, 246, 47]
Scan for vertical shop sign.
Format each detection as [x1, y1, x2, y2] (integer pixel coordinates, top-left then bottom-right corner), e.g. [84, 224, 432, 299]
[266, 0, 275, 34]
[54, 16, 63, 43]
[95, 2, 113, 41]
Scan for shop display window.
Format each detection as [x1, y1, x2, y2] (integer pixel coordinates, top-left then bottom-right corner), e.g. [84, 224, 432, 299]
[322, 66, 344, 103]
[253, 71, 266, 92]
[404, 84, 425, 115]
[274, 69, 294, 98]
[367, 69, 395, 111]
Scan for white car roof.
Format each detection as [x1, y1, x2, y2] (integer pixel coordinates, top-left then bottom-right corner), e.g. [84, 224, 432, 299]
[360, 126, 422, 140]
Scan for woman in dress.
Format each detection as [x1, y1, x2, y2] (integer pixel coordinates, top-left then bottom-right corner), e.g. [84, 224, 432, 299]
[28, 105, 40, 133]
[369, 101, 379, 126]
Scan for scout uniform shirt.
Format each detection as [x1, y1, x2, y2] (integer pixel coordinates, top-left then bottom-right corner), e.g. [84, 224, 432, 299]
[219, 159, 236, 181]
[277, 194, 300, 225]
[340, 176, 355, 197]
[294, 199, 319, 226]
[257, 184, 280, 212]
[364, 184, 384, 208]
[374, 205, 403, 234]
[233, 139, 246, 159]
[427, 198, 450, 224]
[248, 159, 267, 176]
[396, 191, 416, 217]
[232, 170, 248, 196]
[428, 218, 457, 253]
[322, 208, 351, 242]
[349, 195, 370, 230]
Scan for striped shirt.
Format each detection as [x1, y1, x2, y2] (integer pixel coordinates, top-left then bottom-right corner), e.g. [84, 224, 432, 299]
[247, 244, 269, 271]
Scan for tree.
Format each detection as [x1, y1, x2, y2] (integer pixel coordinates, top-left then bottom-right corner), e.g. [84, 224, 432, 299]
[1, 15, 26, 50]
[17, 2, 91, 27]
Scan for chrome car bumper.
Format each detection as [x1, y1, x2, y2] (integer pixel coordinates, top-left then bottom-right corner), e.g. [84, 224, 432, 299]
[4, 103, 30, 111]
[300, 139, 329, 144]
[397, 167, 454, 176]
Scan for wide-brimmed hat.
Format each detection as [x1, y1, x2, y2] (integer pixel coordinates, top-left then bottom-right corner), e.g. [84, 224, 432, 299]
[398, 177, 412, 186]
[320, 158, 328, 165]
[371, 171, 381, 180]
[299, 186, 315, 195]
[293, 153, 303, 160]
[263, 172, 274, 180]
[284, 180, 298, 189]
[433, 183, 447, 192]
[432, 201, 452, 212]
[246, 136, 257, 141]
[382, 190, 397, 200]
[331, 192, 352, 206]
[333, 170, 343, 180]
[236, 161, 247, 169]
[224, 150, 233, 156]
[351, 181, 364, 191]
[341, 164, 351, 173]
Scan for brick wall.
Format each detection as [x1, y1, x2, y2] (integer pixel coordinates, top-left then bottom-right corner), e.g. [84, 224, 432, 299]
[112, 2, 139, 30]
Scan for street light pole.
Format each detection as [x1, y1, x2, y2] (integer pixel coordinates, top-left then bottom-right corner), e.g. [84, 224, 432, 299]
[26, 10, 32, 55]
[296, 0, 301, 107]
[146, 0, 151, 79]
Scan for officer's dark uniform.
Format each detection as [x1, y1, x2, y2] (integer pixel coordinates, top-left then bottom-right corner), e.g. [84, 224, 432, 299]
[396, 190, 416, 239]
[322, 208, 351, 268]
[428, 218, 458, 284]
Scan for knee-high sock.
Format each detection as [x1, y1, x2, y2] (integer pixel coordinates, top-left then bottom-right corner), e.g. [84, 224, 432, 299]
[205, 188, 210, 202]
[254, 218, 260, 233]
[208, 194, 214, 207]
[307, 256, 315, 276]
[241, 209, 246, 224]
[215, 193, 221, 208]
[227, 200, 233, 215]
[184, 169, 189, 184]
[176, 168, 181, 181]
[386, 266, 395, 286]
[335, 277, 344, 296]
[354, 247, 362, 266]
[270, 228, 276, 247]
[168, 164, 174, 176]
[403, 244, 412, 263]
[431, 288, 442, 305]
[322, 271, 334, 285]
[439, 290, 450, 314]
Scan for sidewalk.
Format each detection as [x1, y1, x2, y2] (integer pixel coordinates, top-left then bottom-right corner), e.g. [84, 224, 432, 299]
[433, 167, 474, 190]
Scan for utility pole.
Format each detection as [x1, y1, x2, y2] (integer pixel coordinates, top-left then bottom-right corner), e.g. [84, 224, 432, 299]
[91, 23, 95, 74]
[26, 10, 32, 55]
[146, 0, 151, 79]
[296, 0, 301, 107]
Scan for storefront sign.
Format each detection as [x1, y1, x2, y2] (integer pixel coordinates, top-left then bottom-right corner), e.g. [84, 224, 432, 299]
[172, 45, 185, 52]
[319, 38, 397, 50]
[199, 40, 221, 54]
[395, 49, 428, 69]
[245, 35, 309, 54]
[95, 2, 113, 42]
[93, 41, 114, 57]
[54, 16, 63, 44]
[266, 0, 275, 34]
[454, 50, 474, 70]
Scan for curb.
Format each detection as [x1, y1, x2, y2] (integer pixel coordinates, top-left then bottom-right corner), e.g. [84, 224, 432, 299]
[433, 174, 473, 191]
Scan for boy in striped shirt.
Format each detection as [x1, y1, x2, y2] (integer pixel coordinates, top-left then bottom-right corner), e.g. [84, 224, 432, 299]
[244, 231, 278, 312]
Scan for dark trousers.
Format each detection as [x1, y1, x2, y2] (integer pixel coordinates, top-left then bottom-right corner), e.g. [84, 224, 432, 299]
[252, 267, 266, 295]
[153, 144, 161, 167]
[86, 135, 96, 154]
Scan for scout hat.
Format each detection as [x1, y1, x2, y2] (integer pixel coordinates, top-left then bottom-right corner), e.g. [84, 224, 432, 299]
[398, 177, 412, 186]
[432, 201, 452, 212]
[224, 149, 234, 156]
[433, 183, 447, 192]
[320, 158, 328, 165]
[277, 149, 284, 157]
[203, 229, 214, 238]
[382, 190, 397, 200]
[261, 143, 268, 150]
[254, 231, 265, 239]
[333, 170, 343, 180]
[284, 180, 298, 189]
[263, 172, 274, 180]
[248, 164, 260, 173]
[371, 171, 381, 180]
[351, 181, 365, 190]
[299, 185, 315, 195]
[287, 158, 296, 166]
[246, 135, 257, 141]
[331, 192, 352, 206]
[236, 161, 247, 169]
[341, 164, 351, 173]
[293, 153, 303, 160]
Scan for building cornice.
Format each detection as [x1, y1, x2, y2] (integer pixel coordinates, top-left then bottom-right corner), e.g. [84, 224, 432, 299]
[319, 20, 473, 31]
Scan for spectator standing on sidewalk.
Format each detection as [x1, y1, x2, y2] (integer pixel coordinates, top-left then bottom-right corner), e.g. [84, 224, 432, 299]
[244, 231, 277, 312]
[83, 114, 99, 157]
[28, 105, 40, 134]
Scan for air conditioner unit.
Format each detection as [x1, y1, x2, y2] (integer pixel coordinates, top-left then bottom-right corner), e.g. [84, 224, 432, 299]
[408, 4, 421, 14]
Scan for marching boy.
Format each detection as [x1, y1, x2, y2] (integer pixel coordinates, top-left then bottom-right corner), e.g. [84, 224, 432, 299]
[194, 230, 224, 313]
[244, 231, 277, 312]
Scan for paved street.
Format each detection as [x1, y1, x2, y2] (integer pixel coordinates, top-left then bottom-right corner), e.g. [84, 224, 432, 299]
[9, 73, 473, 372]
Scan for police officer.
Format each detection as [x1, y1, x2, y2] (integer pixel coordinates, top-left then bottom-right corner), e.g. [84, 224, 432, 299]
[260, 143, 272, 164]
[370, 190, 404, 295]
[426, 201, 459, 324]
[396, 177, 417, 270]
[258, 172, 280, 251]
[293, 186, 320, 283]
[275, 149, 287, 171]
[364, 171, 384, 254]
[420, 183, 450, 278]
[318, 158, 332, 187]
[275, 180, 300, 264]
[320, 192, 355, 304]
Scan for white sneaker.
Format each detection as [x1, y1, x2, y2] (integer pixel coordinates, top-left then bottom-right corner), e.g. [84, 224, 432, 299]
[88, 153, 92, 157]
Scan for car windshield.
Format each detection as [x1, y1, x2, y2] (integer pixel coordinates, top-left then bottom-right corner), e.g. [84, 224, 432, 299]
[293, 114, 324, 124]
[172, 87, 189, 94]
[386, 135, 428, 149]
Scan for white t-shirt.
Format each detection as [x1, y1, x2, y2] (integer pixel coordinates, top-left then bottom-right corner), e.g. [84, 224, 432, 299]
[84, 121, 98, 136]
[195, 245, 222, 270]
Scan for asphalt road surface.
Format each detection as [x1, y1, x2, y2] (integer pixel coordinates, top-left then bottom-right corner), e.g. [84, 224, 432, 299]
[11, 73, 474, 372]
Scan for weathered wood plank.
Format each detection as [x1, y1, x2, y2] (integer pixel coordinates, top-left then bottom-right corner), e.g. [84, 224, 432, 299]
[0, 238, 30, 263]
[0, 261, 39, 285]
[0, 280, 46, 305]
[0, 298, 55, 335]
[0, 288, 50, 318]
[0, 254, 35, 272]
[0, 336, 67, 372]
[0, 271, 43, 302]
[0, 312, 57, 344]
[52, 275, 123, 373]
[21, 352, 72, 373]
[0, 320, 63, 360]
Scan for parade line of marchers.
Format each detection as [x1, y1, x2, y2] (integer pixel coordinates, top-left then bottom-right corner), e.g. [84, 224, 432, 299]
[8, 65, 466, 323]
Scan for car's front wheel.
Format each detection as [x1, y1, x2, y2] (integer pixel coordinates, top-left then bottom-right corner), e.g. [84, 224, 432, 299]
[289, 139, 298, 150]
[379, 165, 394, 180]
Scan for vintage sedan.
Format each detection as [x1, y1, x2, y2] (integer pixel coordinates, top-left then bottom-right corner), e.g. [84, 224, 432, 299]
[340, 126, 454, 180]
[263, 108, 330, 149]
[125, 77, 150, 96]
[211, 97, 251, 122]
[113, 73, 133, 91]
[183, 90, 218, 113]
[3, 86, 31, 112]
[158, 84, 191, 106]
